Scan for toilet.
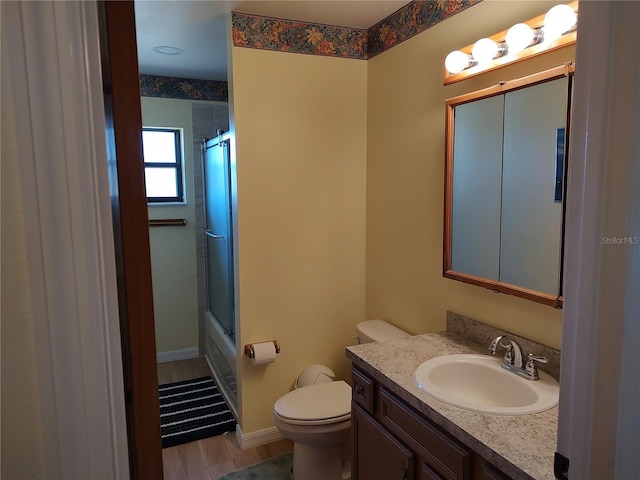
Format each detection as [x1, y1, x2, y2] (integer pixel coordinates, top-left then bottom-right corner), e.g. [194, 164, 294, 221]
[274, 320, 409, 479]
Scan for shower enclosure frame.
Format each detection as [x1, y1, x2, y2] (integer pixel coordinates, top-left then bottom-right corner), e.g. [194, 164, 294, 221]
[200, 132, 238, 418]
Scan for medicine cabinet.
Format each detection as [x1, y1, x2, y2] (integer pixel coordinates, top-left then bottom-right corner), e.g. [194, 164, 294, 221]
[443, 64, 574, 307]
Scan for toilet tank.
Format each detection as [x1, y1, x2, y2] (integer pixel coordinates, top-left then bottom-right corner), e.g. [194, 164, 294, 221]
[356, 319, 409, 344]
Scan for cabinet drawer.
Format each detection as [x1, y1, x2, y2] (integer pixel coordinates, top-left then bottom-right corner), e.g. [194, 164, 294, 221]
[421, 461, 447, 480]
[479, 462, 511, 480]
[351, 367, 375, 414]
[378, 388, 470, 480]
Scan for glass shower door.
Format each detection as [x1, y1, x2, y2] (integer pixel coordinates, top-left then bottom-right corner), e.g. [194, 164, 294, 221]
[204, 137, 234, 340]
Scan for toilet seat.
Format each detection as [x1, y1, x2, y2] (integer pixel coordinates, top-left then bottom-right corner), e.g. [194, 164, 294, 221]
[274, 380, 352, 426]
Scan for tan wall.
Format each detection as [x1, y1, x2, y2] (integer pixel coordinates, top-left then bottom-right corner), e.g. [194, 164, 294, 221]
[141, 96, 199, 353]
[366, 0, 574, 349]
[231, 48, 368, 432]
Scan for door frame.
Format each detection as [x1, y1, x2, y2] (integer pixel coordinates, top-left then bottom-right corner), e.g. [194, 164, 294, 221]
[99, 2, 163, 478]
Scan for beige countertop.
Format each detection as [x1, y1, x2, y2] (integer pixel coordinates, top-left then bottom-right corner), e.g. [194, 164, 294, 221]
[346, 332, 558, 480]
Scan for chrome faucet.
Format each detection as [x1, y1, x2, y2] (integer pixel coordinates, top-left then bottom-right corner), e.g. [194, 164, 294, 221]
[489, 335, 547, 380]
[489, 335, 524, 368]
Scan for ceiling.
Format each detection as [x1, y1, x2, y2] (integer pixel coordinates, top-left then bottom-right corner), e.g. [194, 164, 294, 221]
[135, 1, 410, 81]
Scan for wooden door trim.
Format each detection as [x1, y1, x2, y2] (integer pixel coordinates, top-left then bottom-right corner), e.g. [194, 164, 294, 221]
[98, 2, 163, 478]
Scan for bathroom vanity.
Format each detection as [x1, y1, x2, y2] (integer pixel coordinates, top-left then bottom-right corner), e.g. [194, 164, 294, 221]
[346, 319, 559, 480]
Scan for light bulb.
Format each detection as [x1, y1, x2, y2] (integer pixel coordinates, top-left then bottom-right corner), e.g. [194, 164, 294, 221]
[543, 4, 577, 43]
[506, 23, 536, 55]
[472, 38, 499, 66]
[445, 51, 471, 74]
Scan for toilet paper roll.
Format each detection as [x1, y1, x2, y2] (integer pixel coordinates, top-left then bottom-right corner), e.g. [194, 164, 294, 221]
[251, 341, 277, 366]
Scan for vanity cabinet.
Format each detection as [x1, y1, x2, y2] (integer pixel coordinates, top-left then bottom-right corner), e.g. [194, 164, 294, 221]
[351, 367, 511, 480]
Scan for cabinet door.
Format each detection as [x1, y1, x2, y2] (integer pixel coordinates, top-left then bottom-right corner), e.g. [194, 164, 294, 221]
[352, 403, 414, 480]
[500, 77, 568, 295]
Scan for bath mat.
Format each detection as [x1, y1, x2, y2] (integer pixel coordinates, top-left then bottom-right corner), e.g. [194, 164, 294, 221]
[218, 453, 293, 480]
[159, 376, 236, 448]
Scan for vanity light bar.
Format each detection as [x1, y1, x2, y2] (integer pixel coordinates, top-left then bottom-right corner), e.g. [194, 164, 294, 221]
[443, 1, 577, 85]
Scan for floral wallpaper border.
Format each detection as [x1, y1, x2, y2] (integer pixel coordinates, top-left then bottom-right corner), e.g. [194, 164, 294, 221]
[140, 74, 228, 102]
[140, 0, 482, 100]
[232, 13, 368, 59]
[368, 0, 481, 58]
[232, 0, 482, 60]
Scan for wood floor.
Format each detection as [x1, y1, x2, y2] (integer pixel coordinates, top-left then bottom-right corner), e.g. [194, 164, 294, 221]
[157, 357, 293, 480]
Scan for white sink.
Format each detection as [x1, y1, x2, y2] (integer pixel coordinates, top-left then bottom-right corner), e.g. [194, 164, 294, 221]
[413, 354, 559, 415]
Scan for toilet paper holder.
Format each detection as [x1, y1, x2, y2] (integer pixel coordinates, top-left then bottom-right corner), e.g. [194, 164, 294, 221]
[244, 340, 280, 359]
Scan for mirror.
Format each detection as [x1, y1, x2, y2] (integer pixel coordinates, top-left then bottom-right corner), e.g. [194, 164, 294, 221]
[444, 65, 574, 308]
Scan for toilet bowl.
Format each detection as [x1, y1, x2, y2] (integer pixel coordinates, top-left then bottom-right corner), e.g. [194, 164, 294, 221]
[273, 320, 409, 479]
[274, 381, 352, 480]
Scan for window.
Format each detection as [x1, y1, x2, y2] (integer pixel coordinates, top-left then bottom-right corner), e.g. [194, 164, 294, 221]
[142, 128, 184, 203]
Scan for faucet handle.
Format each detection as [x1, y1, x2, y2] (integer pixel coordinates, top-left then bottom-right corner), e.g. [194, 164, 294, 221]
[525, 353, 548, 380]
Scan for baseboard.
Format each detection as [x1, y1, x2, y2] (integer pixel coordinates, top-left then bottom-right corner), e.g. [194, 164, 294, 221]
[235, 425, 285, 450]
[156, 347, 199, 363]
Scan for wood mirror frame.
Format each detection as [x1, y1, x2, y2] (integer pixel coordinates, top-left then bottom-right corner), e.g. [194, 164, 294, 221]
[443, 64, 575, 308]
